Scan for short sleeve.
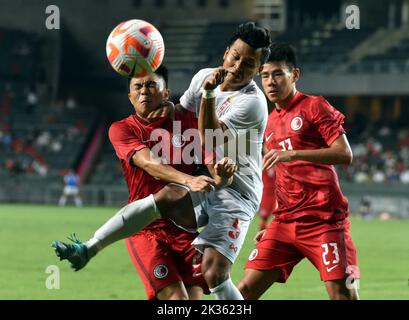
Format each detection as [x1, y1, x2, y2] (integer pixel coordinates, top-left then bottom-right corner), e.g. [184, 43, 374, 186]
[179, 68, 212, 113]
[108, 121, 147, 164]
[310, 97, 346, 146]
[219, 95, 267, 135]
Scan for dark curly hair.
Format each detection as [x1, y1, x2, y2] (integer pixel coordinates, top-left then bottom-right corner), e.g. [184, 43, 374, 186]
[229, 22, 272, 64]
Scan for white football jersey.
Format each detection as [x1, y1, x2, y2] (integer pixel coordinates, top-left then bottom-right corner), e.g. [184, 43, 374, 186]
[180, 68, 268, 212]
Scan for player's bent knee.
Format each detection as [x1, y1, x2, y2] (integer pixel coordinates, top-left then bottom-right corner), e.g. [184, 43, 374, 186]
[203, 268, 229, 288]
[156, 185, 187, 204]
[202, 254, 231, 288]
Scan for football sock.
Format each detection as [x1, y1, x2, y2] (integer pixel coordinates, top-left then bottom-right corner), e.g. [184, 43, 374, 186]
[85, 194, 160, 256]
[209, 277, 244, 300]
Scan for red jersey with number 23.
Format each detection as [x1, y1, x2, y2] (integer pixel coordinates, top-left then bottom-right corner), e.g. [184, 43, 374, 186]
[264, 91, 349, 222]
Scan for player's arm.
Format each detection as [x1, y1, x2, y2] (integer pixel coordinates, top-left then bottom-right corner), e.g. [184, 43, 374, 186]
[198, 67, 230, 146]
[206, 157, 237, 188]
[131, 148, 215, 192]
[263, 134, 353, 170]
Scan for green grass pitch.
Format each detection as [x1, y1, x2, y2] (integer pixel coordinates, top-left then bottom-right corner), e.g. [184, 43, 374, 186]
[0, 204, 408, 300]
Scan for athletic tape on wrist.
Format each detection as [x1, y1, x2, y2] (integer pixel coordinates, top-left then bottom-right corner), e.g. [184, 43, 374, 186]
[202, 89, 216, 99]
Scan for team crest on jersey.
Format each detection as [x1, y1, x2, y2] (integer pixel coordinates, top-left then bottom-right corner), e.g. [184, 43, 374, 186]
[171, 133, 187, 147]
[291, 116, 303, 131]
[248, 249, 258, 261]
[217, 96, 233, 117]
[153, 264, 169, 279]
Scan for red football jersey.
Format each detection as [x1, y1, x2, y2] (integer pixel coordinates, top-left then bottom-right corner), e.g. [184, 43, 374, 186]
[264, 91, 349, 221]
[109, 110, 199, 229]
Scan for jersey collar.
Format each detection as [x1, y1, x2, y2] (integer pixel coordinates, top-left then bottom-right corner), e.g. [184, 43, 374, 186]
[132, 114, 168, 128]
[274, 90, 303, 116]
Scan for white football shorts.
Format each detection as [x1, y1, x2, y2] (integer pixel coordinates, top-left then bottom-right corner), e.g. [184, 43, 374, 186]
[188, 187, 255, 263]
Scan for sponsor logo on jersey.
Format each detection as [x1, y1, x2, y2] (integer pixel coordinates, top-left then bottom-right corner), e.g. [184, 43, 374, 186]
[265, 131, 274, 142]
[326, 265, 338, 272]
[248, 249, 258, 261]
[291, 116, 303, 131]
[153, 264, 169, 279]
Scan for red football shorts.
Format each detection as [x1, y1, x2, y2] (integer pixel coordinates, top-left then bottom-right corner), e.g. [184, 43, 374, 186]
[126, 222, 209, 299]
[246, 216, 360, 282]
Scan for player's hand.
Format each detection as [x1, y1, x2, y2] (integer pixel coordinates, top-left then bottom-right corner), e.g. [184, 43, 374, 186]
[146, 101, 175, 122]
[263, 149, 297, 170]
[214, 157, 237, 187]
[203, 67, 228, 90]
[254, 229, 266, 244]
[186, 175, 216, 193]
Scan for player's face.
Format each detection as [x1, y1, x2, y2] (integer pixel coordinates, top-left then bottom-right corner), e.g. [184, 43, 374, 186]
[128, 74, 170, 118]
[260, 61, 299, 108]
[222, 38, 262, 90]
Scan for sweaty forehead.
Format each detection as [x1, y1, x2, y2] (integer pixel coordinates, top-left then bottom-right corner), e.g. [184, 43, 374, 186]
[230, 38, 262, 62]
[131, 73, 162, 85]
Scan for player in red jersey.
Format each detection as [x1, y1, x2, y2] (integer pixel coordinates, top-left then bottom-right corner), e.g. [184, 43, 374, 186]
[238, 43, 360, 300]
[108, 65, 211, 300]
[54, 65, 234, 300]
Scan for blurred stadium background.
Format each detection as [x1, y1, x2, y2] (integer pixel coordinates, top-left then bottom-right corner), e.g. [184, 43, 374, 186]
[0, 0, 408, 299]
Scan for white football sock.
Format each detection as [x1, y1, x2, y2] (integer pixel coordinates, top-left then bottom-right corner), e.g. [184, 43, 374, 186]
[85, 194, 160, 255]
[209, 277, 244, 300]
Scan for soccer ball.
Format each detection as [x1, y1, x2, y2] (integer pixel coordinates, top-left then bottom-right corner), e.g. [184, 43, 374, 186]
[106, 19, 165, 77]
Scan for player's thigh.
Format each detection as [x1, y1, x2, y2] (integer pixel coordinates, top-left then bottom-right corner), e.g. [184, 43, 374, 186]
[156, 281, 189, 300]
[126, 234, 183, 300]
[192, 188, 255, 264]
[193, 213, 251, 267]
[325, 279, 359, 300]
[170, 227, 209, 295]
[244, 220, 304, 287]
[238, 268, 282, 300]
[154, 185, 197, 229]
[296, 218, 360, 283]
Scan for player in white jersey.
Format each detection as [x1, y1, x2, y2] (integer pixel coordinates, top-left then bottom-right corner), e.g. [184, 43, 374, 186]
[179, 67, 267, 263]
[52, 22, 271, 300]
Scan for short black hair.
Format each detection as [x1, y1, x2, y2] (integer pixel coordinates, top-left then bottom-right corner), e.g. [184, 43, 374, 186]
[229, 22, 272, 64]
[127, 64, 169, 92]
[267, 43, 297, 70]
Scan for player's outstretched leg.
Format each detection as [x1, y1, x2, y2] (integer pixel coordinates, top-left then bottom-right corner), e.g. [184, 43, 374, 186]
[51, 234, 93, 271]
[51, 188, 194, 271]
